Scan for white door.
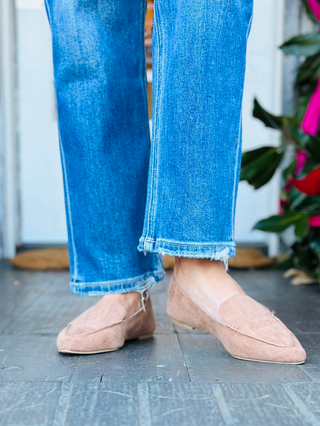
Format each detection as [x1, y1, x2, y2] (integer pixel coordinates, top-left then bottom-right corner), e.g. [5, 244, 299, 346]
[16, 0, 284, 253]
[16, 0, 67, 244]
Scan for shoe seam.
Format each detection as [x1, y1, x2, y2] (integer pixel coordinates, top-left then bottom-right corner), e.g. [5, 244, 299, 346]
[219, 294, 294, 348]
[171, 275, 294, 348]
[170, 274, 227, 328]
[66, 299, 151, 337]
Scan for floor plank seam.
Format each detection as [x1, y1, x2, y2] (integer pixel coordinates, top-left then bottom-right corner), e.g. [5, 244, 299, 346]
[212, 385, 237, 425]
[297, 365, 317, 383]
[282, 385, 320, 426]
[175, 332, 192, 382]
[137, 383, 152, 426]
[52, 382, 73, 426]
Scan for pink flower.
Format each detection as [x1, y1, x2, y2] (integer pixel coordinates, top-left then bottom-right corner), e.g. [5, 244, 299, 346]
[295, 150, 308, 175]
[284, 180, 293, 193]
[302, 2, 320, 135]
[309, 215, 320, 227]
[279, 197, 289, 215]
[307, 0, 320, 23]
[279, 198, 283, 215]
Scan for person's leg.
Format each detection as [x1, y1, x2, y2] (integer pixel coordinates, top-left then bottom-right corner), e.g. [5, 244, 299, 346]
[140, 0, 306, 364]
[139, 0, 253, 261]
[138, 0, 252, 296]
[44, 0, 164, 353]
[44, 0, 164, 294]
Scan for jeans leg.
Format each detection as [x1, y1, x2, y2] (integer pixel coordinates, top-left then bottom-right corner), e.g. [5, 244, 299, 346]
[44, 0, 164, 295]
[138, 0, 253, 267]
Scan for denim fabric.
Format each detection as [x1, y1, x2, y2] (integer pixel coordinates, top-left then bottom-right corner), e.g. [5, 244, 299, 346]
[44, 0, 253, 295]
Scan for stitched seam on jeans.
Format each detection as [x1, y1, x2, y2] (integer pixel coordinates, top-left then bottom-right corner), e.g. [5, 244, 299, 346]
[58, 131, 78, 280]
[144, 0, 163, 247]
[246, 4, 254, 40]
[230, 118, 242, 246]
[140, 0, 150, 146]
[50, 2, 79, 281]
[139, 237, 236, 247]
[156, 253, 164, 271]
[139, 0, 155, 254]
[70, 277, 159, 296]
[43, 0, 52, 27]
[246, 14, 253, 39]
[70, 268, 165, 286]
[149, 249, 234, 259]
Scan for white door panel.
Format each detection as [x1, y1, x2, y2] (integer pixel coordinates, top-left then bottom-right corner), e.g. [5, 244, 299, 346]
[17, 7, 67, 243]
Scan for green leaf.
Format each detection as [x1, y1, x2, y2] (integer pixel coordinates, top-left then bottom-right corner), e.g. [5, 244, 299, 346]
[288, 122, 310, 148]
[293, 245, 319, 277]
[240, 147, 284, 189]
[282, 158, 297, 180]
[310, 236, 320, 256]
[253, 99, 285, 130]
[296, 54, 320, 86]
[294, 214, 310, 241]
[281, 33, 320, 57]
[253, 152, 284, 189]
[253, 211, 305, 233]
[293, 96, 312, 123]
[296, 196, 320, 211]
[241, 147, 275, 167]
[305, 137, 320, 162]
[289, 192, 308, 211]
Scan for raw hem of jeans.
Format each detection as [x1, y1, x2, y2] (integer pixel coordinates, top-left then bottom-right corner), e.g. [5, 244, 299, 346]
[138, 238, 235, 271]
[69, 269, 165, 296]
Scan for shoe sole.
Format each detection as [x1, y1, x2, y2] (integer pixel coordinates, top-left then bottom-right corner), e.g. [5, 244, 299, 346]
[231, 354, 305, 365]
[169, 317, 306, 365]
[170, 317, 195, 330]
[58, 332, 154, 355]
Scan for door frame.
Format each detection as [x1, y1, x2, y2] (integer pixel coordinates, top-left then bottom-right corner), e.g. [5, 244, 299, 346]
[0, 0, 19, 258]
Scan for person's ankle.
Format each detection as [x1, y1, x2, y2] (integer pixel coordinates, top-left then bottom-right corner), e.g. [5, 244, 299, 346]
[174, 257, 226, 286]
[172, 256, 244, 318]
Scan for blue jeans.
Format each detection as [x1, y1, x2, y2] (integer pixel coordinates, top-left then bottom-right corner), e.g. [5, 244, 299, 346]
[44, 0, 253, 296]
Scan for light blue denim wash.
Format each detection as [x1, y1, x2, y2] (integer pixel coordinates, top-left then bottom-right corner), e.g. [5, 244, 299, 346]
[44, 0, 253, 296]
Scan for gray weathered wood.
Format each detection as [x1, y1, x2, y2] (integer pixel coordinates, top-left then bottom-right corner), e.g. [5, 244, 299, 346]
[177, 333, 311, 383]
[73, 334, 189, 383]
[0, 382, 60, 425]
[57, 383, 139, 426]
[285, 384, 320, 425]
[0, 335, 77, 382]
[219, 383, 317, 426]
[147, 383, 225, 426]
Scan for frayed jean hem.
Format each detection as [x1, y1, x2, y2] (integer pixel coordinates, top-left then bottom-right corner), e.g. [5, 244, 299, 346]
[69, 268, 165, 296]
[138, 238, 236, 270]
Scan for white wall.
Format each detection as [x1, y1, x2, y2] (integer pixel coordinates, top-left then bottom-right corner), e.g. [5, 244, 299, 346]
[236, 0, 284, 255]
[15, 0, 285, 253]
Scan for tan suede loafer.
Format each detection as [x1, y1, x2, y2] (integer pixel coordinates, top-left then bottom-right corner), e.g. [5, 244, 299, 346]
[167, 274, 306, 364]
[57, 292, 155, 354]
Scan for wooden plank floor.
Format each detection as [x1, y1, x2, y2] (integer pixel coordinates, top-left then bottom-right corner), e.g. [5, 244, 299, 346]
[1, 260, 320, 425]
